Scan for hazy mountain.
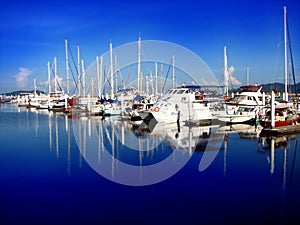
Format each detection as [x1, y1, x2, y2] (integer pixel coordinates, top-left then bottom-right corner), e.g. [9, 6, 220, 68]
[1, 90, 46, 96]
[260, 82, 300, 94]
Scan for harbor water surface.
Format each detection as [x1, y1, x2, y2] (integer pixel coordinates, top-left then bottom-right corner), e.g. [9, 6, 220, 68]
[0, 104, 299, 225]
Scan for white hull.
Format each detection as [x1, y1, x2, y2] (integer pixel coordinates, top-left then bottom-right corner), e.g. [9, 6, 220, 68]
[37, 104, 49, 110]
[151, 100, 214, 124]
[216, 114, 255, 124]
[151, 110, 178, 123]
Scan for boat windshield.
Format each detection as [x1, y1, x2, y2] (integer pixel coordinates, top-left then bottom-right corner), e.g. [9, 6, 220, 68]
[176, 90, 185, 94]
[232, 95, 247, 101]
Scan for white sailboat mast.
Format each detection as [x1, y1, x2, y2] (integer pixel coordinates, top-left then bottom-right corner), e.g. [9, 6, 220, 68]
[54, 57, 57, 93]
[137, 37, 142, 94]
[284, 6, 288, 101]
[224, 46, 229, 96]
[115, 55, 118, 92]
[81, 59, 86, 98]
[155, 62, 158, 95]
[65, 39, 70, 95]
[96, 56, 100, 97]
[110, 42, 114, 96]
[100, 56, 103, 97]
[77, 46, 81, 96]
[47, 61, 51, 93]
[34, 77, 37, 96]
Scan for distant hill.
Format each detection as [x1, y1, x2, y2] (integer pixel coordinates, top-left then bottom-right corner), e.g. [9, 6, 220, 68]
[233, 82, 300, 94]
[2, 83, 300, 96]
[2, 90, 46, 96]
[261, 82, 300, 94]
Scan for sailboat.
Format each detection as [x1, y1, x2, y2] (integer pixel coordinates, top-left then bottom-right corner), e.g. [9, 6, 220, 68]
[260, 6, 300, 128]
[214, 46, 264, 124]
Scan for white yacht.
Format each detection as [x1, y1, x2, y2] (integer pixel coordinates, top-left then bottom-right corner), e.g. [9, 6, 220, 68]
[149, 85, 215, 124]
[215, 85, 265, 124]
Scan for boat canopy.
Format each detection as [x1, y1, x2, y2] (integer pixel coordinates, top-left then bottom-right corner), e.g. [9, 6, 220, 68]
[181, 84, 201, 89]
[240, 85, 262, 92]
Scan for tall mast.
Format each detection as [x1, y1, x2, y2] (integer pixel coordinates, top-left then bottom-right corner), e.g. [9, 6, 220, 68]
[47, 61, 51, 93]
[137, 37, 142, 94]
[224, 46, 229, 96]
[33, 77, 37, 96]
[284, 6, 288, 101]
[54, 57, 57, 92]
[77, 46, 81, 96]
[96, 56, 100, 97]
[155, 62, 158, 95]
[115, 54, 118, 92]
[65, 39, 70, 95]
[81, 59, 86, 98]
[160, 64, 163, 94]
[100, 56, 103, 97]
[110, 42, 114, 96]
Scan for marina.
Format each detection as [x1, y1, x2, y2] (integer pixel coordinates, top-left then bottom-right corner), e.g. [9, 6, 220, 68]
[0, 102, 300, 224]
[1, 1, 300, 224]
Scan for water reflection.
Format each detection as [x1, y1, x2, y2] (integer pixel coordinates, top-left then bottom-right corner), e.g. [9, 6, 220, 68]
[11, 103, 299, 186]
[75, 118, 224, 161]
[1, 105, 299, 223]
[13, 106, 79, 176]
[258, 134, 298, 174]
[6, 104, 299, 186]
[70, 115, 300, 179]
[257, 134, 298, 224]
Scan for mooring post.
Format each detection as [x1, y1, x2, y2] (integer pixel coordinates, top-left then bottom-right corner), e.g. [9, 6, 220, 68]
[271, 91, 275, 128]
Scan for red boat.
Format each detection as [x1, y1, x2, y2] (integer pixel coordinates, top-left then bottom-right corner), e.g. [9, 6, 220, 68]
[260, 105, 300, 128]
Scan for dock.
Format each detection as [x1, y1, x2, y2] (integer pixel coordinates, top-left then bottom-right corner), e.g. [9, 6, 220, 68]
[260, 124, 300, 136]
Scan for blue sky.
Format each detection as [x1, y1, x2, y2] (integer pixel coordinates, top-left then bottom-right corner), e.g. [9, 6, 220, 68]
[0, 0, 299, 93]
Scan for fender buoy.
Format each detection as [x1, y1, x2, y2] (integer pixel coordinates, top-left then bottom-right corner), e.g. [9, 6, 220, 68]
[199, 96, 204, 100]
[152, 107, 159, 112]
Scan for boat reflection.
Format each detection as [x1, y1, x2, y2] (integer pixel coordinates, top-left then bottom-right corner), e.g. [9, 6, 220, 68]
[257, 134, 298, 224]
[217, 123, 262, 136]
[258, 134, 298, 174]
[2, 104, 299, 223]
[72, 117, 227, 179]
[148, 122, 221, 153]
[22, 104, 298, 192]
[19, 107, 78, 176]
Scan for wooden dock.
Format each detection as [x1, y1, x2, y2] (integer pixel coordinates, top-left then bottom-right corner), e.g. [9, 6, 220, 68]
[260, 124, 300, 136]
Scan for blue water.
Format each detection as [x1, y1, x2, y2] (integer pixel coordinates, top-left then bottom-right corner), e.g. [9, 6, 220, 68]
[0, 104, 299, 225]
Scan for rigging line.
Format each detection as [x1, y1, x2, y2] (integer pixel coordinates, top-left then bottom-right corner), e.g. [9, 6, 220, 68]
[162, 59, 172, 93]
[68, 63, 79, 92]
[287, 17, 298, 104]
[50, 67, 63, 92]
[56, 77, 63, 92]
[67, 44, 81, 92]
[67, 43, 84, 91]
[68, 44, 79, 77]
[115, 56, 125, 90]
[101, 69, 110, 94]
[125, 64, 133, 87]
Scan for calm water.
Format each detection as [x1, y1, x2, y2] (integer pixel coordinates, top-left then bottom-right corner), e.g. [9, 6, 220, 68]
[0, 104, 299, 225]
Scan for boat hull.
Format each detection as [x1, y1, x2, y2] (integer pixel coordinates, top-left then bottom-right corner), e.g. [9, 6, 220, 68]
[216, 114, 256, 124]
[261, 118, 299, 128]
